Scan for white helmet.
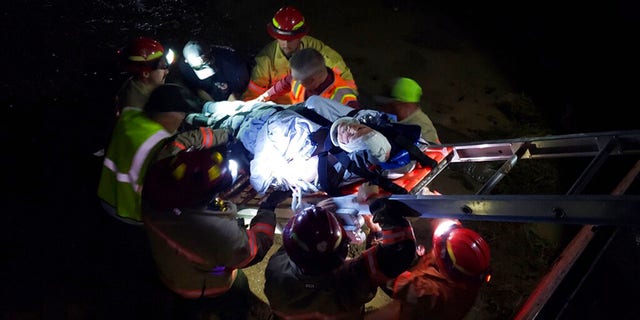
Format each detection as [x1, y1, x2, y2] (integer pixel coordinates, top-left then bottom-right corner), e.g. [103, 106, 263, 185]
[183, 41, 215, 80]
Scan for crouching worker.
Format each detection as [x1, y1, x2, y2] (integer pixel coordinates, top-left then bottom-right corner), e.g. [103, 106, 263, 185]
[365, 220, 492, 320]
[264, 197, 419, 319]
[141, 146, 290, 319]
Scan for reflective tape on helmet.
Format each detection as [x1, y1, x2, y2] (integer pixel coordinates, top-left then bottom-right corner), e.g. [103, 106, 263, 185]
[128, 50, 164, 62]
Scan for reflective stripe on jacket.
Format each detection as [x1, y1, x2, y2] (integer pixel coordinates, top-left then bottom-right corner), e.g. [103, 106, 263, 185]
[97, 107, 171, 223]
[290, 67, 358, 106]
[143, 205, 276, 299]
[242, 35, 355, 104]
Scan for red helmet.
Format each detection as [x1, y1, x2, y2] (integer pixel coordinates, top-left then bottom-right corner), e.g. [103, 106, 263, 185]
[282, 205, 349, 274]
[267, 6, 309, 41]
[433, 224, 491, 283]
[118, 37, 167, 74]
[142, 147, 233, 210]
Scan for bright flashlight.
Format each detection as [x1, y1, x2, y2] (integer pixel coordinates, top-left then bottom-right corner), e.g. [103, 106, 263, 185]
[228, 159, 239, 183]
[165, 49, 175, 65]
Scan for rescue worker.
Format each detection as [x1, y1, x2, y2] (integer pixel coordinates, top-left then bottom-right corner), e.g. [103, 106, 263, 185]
[242, 6, 356, 104]
[365, 220, 492, 320]
[177, 40, 250, 102]
[142, 146, 288, 320]
[374, 78, 499, 182]
[98, 83, 232, 225]
[94, 37, 174, 158]
[114, 37, 174, 117]
[264, 196, 419, 319]
[255, 47, 360, 108]
[375, 77, 440, 144]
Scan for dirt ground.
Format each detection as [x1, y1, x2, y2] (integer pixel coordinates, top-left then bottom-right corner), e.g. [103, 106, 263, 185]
[3, 0, 638, 319]
[225, 2, 560, 319]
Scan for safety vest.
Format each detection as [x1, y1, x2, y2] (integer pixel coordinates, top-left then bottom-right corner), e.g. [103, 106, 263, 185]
[97, 107, 172, 223]
[242, 35, 356, 104]
[289, 67, 358, 106]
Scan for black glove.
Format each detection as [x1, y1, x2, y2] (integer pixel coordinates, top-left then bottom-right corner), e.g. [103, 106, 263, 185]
[259, 190, 292, 211]
[370, 198, 420, 227]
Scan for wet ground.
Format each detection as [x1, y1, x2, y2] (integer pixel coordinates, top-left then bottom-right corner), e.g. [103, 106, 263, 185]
[3, 0, 639, 319]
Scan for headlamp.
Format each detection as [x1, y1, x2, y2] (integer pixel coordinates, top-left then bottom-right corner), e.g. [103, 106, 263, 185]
[185, 54, 208, 70]
[165, 48, 175, 65]
[183, 41, 215, 79]
[152, 48, 175, 70]
[228, 159, 239, 184]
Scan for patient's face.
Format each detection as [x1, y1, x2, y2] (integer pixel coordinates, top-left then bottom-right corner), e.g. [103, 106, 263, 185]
[336, 122, 373, 145]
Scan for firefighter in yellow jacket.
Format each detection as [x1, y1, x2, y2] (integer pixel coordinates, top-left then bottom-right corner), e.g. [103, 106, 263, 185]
[242, 6, 356, 104]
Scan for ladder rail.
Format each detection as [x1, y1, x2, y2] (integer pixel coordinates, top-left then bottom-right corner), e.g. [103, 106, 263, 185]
[443, 130, 640, 163]
[567, 135, 615, 194]
[389, 194, 640, 225]
[514, 159, 640, 319]
[399, 130, 640, 319]
[476, 141, 531, 195]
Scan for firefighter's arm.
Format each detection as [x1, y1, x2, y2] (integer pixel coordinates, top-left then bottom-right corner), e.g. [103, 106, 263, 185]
[320, 46, 355, 83]
[255, 74, 292, 102]
[361, 198, 418, 282]
[169, 127, 231, 151]
[242, 190, 291, 267]
[151, 127, 232, 163]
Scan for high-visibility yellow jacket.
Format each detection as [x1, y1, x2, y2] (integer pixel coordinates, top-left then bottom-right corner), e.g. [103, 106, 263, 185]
[242, 36, 355, 104]
[98, 107, 171, 224]
[98, 107, 228, 223]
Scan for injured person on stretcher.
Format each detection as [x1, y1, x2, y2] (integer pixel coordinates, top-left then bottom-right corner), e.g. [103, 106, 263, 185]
[185, 95, 437, 199]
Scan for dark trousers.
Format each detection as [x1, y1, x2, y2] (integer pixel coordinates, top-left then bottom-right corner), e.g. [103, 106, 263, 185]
[176, 269, 251, 320]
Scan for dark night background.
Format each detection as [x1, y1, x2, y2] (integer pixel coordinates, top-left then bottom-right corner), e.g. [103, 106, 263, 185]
[2, 0, 639, 319]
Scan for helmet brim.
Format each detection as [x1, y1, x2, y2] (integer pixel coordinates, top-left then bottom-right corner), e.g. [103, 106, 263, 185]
[266, 23, 308, 41]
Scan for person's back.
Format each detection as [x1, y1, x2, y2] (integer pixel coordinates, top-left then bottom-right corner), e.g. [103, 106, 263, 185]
[242, 6, 356, 104]
[178, 40, 250, 102]
[264, 198, 418, 319]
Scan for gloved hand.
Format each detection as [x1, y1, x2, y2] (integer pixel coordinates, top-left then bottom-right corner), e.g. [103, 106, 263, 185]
[218, 126, 234, 142]
[259, 189, 292, 211]
[356, 182, 380, 204]
[255, 92, 270, 103]
[315, 198, 337, 213]
[370, 198, 420, 227]
[185, 113, 214, 127]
